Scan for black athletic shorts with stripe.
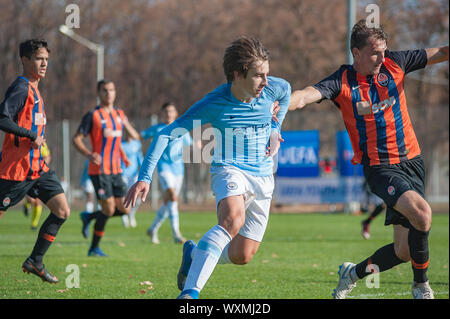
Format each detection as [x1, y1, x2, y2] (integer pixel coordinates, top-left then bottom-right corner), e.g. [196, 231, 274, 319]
[363, 155, 426, 229]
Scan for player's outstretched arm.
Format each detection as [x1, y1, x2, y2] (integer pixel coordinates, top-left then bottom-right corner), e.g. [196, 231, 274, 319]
[426, 45, 449, 65]
[122, 116, 140, 140]
[288, 86, 323, 111]
[123, 181, 149, 208]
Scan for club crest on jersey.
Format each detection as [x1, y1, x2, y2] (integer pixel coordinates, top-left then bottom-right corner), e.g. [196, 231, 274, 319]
[377, 72, 389, 87]
[387, 185, 395, 196]
[2, 197, 11, 207]
[226, 182, 238, 190]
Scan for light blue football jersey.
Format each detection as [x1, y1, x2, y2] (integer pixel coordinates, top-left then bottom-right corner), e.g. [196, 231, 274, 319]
[141, 123, 192, 176]
[138, 76, 291, 183]
[121, 139, 144, 178]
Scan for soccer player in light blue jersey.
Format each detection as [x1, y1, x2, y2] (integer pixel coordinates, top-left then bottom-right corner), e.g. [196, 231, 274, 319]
[141, 102, 192, 243]
[124, 36, 290, 299]
[120, 135, 144, 228]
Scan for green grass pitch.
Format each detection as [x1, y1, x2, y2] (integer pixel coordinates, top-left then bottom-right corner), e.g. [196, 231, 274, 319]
[0, 208, 448, 299]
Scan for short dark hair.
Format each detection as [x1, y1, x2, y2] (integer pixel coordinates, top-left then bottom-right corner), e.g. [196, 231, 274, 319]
[97, 79, 114, 92]
[350, 19, 388, 52]
[223, 36, 270, 82]
[19, 39, 50, 59]
[161, 102, 176, 111]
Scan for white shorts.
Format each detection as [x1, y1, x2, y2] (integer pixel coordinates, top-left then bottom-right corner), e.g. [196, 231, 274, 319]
[82, 178, 95, 194]
[158, 171, 184, 195]
[210, 165, 274, 242]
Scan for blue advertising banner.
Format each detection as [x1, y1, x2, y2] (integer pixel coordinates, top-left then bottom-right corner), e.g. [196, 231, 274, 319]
[274, 176, 364, 204]
[336, 130, 363, 177]
[276, 130, 320, 177]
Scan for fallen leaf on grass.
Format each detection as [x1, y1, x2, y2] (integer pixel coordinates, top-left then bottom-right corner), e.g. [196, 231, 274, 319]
[138, 289, 147, 294]
[140, 281, 153, 286]
[56, 289, 69, 293]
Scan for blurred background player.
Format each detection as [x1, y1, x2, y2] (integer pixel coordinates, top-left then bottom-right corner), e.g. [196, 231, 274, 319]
[23, 141, 52, 230]
[79, 159, 97, 214]
[141, 102, 192, 244]
[360, 179, 386, 240]
[120, 133, 143, 228]
[73, 79, 139, 256]
[0, 39, 70, 283]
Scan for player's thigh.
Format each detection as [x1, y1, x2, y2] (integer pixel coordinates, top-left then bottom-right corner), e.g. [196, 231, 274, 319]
[228, 234, 261, 265]
[46, 192, 70, 219]
[394, 190, 432, 232]
[217, 195, 246, 237]
[32, 170, 66, 206]
[393, 224, 410, 261]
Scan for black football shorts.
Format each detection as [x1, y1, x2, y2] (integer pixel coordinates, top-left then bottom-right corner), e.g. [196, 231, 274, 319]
[363, 155, 426, 229]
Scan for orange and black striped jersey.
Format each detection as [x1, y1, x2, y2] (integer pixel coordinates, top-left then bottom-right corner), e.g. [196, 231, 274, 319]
[313, 49, 428, 166]
[0, 76, 49, 181]
[77, 106, 127, 175]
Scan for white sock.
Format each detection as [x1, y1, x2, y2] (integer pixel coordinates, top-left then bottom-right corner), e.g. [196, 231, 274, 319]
[129, 198, 140, 219]
[167, 201, 181, 237]
[217, 243, 232, 264]
[183, 225, 232, 292]
[150, 204, 168, 231]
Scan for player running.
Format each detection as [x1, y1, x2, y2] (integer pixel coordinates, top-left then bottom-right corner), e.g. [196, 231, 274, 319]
[124, 36, 290, 299]
[73, 79, 139, 256]
[289, 20, 448, 299]
[120, 134, 143, 228]
[0, 39, 70, 283]
[142, 102, 193, 244]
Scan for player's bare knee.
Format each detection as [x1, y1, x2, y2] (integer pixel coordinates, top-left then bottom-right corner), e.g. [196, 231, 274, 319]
[231, 253, 253, 265]
[414, 205, 432, 232]
[51, 204, 70, 219]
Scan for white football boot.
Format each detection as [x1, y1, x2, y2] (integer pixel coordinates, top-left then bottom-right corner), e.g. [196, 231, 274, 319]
[333, 262, 357, 299]
[412, 281, 434, 299]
